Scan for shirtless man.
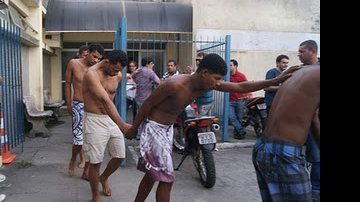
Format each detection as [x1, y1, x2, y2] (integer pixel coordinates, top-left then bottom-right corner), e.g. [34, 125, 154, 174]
[126, 53, 297, 202]
[65, 44, 104, 178]
[82, 50, 131, 202]
[252, 49, 320, 201]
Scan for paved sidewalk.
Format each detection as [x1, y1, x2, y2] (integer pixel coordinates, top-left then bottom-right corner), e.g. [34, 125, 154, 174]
[0, 115, 260, 202]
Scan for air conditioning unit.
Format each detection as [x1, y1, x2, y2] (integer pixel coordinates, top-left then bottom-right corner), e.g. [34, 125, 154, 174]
[0, 0, 9, 10]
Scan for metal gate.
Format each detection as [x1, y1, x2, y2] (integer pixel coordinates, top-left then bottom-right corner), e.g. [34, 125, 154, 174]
[115, 17, 231, 142]
[0, 19, 25, 153]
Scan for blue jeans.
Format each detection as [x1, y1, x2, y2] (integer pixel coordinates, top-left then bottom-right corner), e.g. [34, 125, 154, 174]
[229, 100, 245, 136]
[306, 133, 320, 193]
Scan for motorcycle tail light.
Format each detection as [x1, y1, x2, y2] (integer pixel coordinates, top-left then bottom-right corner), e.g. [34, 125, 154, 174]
[213, 117, 219, 123]
[189, 121, 197, 127]
[198, 119, 212, 127]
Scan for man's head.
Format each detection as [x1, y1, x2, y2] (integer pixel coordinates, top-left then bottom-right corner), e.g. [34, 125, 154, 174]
[76, 45, 89, 59]
[141, 56, 154, 68]
[298, 40, 318, 65]
[86, 43, 105, 66]
[196, 52, 206, 67]
[276, 55, 289, 71]
[230, 59, 238, 75]
[167, 59, 178, 75]
[103, 50, 128, 76]
[196, 53, 227, 89]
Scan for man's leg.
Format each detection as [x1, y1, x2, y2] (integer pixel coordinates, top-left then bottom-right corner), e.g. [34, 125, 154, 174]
[156, 181, 173, 202]
[69, 101, 85, 176]
[81, 162, 90, 181]
[235, 100, 246, 136]
[135, 173, 155, 202]
[88, 163, 102, 202]
[79, 149, 86, 168]
[306, 132, 320, 201]
[68, 145, 81, 176]
[229, 102, 244, 139]
[99, 158, 122, 196]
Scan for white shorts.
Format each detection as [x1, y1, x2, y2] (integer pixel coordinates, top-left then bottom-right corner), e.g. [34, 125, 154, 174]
[83, 112, 126, 164]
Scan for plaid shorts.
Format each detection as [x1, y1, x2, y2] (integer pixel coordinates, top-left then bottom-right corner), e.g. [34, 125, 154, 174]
[252, 137, 312, 202]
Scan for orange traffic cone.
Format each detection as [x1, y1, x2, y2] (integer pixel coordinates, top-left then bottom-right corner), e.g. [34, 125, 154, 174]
[0, 112, 16, 165]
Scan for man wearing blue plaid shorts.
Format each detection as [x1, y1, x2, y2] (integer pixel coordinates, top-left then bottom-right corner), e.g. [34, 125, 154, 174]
[252, 42, 320, 202]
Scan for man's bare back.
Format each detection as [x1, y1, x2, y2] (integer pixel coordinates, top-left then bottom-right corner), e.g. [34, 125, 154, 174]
[145, 74, 204, 125]
[265, 64, 320, 145]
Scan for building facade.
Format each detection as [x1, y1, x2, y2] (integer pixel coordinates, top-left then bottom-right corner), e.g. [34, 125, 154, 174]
[2, 0, 320, 106]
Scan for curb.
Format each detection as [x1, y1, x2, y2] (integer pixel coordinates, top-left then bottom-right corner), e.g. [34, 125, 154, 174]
[216, 141, 255, 149]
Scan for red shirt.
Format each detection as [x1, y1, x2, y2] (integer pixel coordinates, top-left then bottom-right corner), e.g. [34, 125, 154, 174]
[230, 71, 248, 101]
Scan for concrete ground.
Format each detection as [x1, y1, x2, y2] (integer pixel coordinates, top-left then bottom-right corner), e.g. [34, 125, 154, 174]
[0, 115, 261, 202]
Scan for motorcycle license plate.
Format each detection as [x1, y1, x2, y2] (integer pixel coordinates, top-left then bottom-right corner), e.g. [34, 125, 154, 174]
[256, 103, 267, 110]
[197, 132, 216, 145]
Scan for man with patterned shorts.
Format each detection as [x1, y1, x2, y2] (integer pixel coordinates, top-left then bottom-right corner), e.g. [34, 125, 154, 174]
[65, 44, 104, 178]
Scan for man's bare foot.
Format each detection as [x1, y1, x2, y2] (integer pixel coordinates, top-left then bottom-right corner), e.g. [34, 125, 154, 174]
[100, 176, 111, 196]
[92, 196, 103, 202]
[78, 161, 85, 169]
[68, 161, 76, 176]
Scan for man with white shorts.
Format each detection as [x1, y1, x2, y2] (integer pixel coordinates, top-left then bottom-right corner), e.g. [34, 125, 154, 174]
[82, 50, 131, 202]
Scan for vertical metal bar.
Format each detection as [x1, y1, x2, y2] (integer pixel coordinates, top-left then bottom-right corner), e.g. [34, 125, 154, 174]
[119, 17, 127, 120]
[222, 35, 231, 142]
[115, 17, 128, 167]
[5, 22, 11, 150]
[160, 33, 163, 76]
[115, 17, 128, 120]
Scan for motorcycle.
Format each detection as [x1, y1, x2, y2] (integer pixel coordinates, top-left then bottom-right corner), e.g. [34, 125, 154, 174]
[241, 97, 267, 137]
[173, 104, 221, 188]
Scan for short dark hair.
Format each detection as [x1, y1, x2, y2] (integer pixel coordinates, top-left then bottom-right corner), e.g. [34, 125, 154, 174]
[141, 56, 154, 66]
[197, 53, 227, 76]
[276, 55, 289, 63]
[78, 45, 89, 54]
[88, 43, 105, 56]
[300, 40, 318, 53]
[103, 50, 128, 67]
[230, 59, 238, 66]
[167, 59, 177, 66]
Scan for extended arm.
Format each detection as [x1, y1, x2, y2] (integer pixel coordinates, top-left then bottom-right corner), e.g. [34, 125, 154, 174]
[216, 65, 299, 93]
[264, 86, 280, 92]
[216, 77, 286, 93]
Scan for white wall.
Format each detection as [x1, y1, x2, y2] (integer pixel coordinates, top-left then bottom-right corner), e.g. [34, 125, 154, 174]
[21, 45, 30, 96]
[192, 0, 320, 96]
[43, 54, 51, 93]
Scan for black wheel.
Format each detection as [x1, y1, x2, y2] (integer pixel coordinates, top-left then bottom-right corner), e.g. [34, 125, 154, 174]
[253, 113, 264, 137]
[192, 146, 216, 188]
[173, 123, 185, 151]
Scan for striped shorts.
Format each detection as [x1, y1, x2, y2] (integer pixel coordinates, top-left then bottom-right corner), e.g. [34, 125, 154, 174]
[252, 137, 311, 202]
